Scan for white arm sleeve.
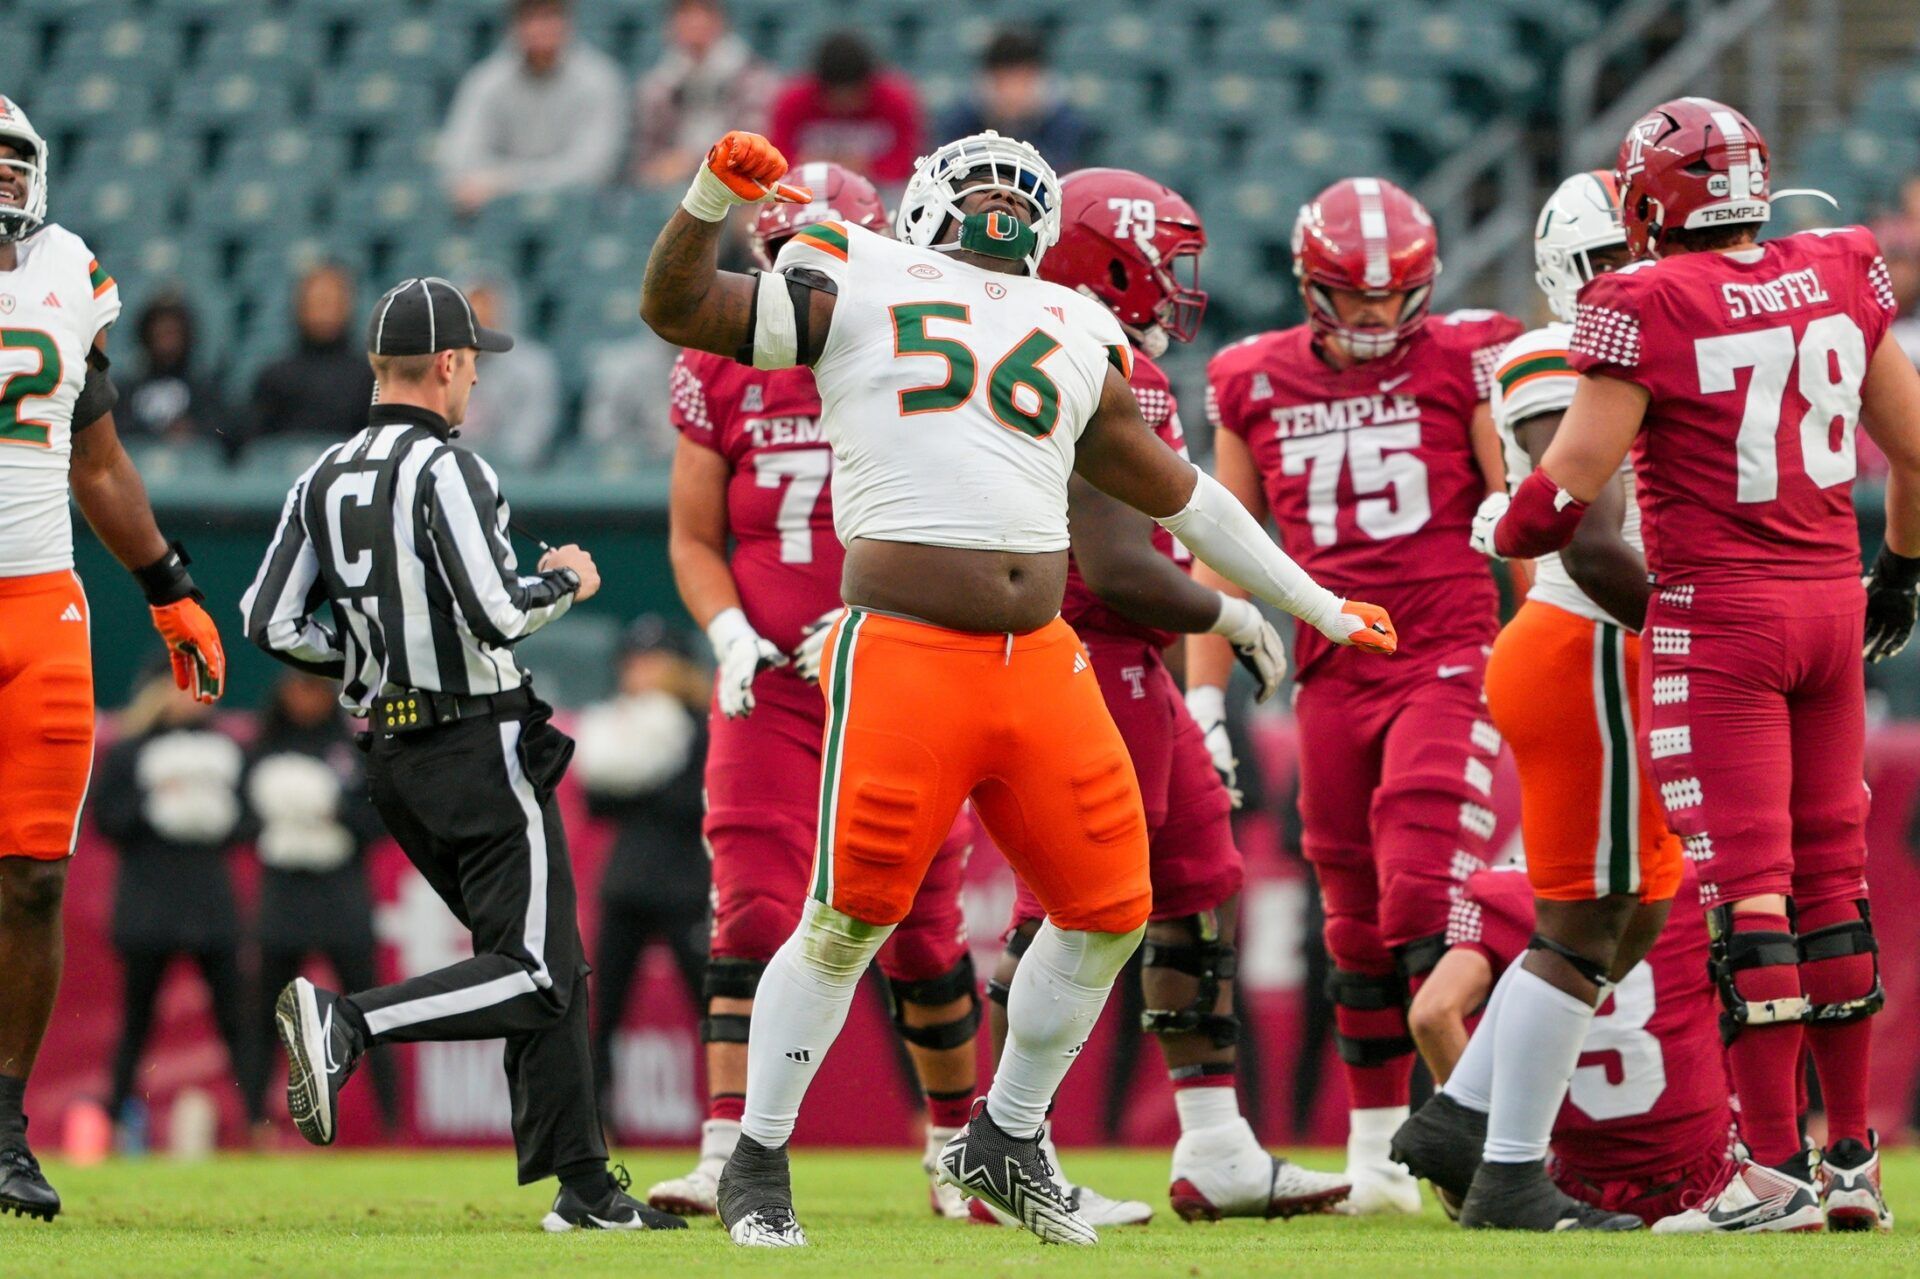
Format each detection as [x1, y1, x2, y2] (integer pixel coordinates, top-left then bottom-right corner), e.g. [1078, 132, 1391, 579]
[1155, 467, 1344, 639]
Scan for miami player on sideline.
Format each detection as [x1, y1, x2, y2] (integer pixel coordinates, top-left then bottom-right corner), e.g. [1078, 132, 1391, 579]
[0, 96, 226, 1221]
[1487, 97, 1920, 1233]
[1192, 177, 1518, 1212]
[1409, 865, 1737, 1228]
[973, 167, 1350, 1225]
[641, 130, 1394, 1248]
[650, 161, 992, 1222]
[1393, 171, 1672, 1232]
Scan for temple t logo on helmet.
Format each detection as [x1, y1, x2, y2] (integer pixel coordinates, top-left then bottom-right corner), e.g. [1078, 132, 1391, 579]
[1613, 97, 1771, 259]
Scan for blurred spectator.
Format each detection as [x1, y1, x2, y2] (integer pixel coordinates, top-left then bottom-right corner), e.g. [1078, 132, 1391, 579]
[580, 327, 680, 459]
[94, 667, 261, 1144]
[452, 273, 561, 470]
[243, 673, 398, 1137]
[247, 263, 375, 444]
[767, 31, 923, 187]
[439, 0, 627, 215]
[628, 0, 777, 189]
[934, 27, 1086, 172]
[573, 617, 711, 1123]
[121, 294, 230, 448]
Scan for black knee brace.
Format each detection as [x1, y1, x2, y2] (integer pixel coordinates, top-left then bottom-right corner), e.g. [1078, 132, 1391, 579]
[1139, 915, 1239, 1048]
[1394, 933, 1448, 982]
[701, 957, 765, 1044]
[1706, 904, 1809, 1044]
[1800, 899, 1884, 1025]
[984, 924, 1037, 1007]
[1526, 933, 1613, 988]
[1326, 967, 1413, 1066]
[887, 955, 982, 1050]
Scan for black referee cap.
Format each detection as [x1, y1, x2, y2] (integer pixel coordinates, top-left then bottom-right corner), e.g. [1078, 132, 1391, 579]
[367, 277, 513, 356]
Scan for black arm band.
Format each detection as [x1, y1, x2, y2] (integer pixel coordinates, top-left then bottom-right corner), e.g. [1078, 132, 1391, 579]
[1872, 545, 1920, 591]
[72, 365, 118, 431]
[134, 540, 201, 605]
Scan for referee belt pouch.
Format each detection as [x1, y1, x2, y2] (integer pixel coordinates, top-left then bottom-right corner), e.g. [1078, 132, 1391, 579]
[515, 701, 575, 805]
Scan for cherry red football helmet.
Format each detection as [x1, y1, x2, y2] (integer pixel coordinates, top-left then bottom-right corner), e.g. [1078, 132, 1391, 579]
[1039, 168, 1207, 357]
[750, 160, 890, 268]
[1615, 96, 1770, 259]
[1292, 177, 1439, 360]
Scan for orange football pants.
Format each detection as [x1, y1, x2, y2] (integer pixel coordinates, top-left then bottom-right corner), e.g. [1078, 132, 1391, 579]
[0, 571, 95, 859]
[1484, 599, 1680, 903]
[812, 608, 1151, 934]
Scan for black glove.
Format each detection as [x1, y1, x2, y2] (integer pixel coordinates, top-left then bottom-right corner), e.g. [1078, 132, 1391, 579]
[1864, 546, 1920, 663]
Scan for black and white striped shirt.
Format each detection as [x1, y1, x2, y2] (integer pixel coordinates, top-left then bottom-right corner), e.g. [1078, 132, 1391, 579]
[241, 404, 577, 714]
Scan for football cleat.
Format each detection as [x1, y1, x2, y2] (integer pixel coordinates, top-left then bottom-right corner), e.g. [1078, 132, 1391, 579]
[1069, 1181, 1155, 1228]
[275, 977, 361, 1147]
[1171, 1155, 1350, 1222]
[718, 1133, 807, 1247]
[1337, 1157, 1423, 1216]
[1458, 1158, 1641, 1231]
[0, 1143, 59, 1222]
[1820, 1133, 1893, 1232]
[1651, 1154, 1824, 1234]
[543, 1166, 689, 1232]
[925, 1127, 971, 1219]
[1389, 1093, 1486, 1203]
[937, 1102, 1096, 1246]
[646, 1118, 737, 1216]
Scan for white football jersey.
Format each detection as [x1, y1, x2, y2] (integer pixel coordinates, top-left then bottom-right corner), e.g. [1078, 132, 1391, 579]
[773, 220, 1130, 553]
[1491, 321, 1640, 625]
[0, 224, 121, 575]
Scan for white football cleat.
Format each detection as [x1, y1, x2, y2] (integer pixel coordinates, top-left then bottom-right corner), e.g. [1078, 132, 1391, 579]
[1170, 1120, 1350, 1220]
[1337, 1159, 1422, 1215]
[1820, 1135, 1893, 1233]
[1651, 1156, 1824, 1234]
[646, 1118, 735, 1216]
[926, 1127, 971, 1219]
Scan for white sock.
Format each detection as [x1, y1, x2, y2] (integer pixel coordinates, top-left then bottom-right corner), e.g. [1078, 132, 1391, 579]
[738, 900, 893, 1148]
[1174, 1085, 1241, 1135]
[986, 922, 1144, 1138]
[1347, 1104, 1409, 1169]
[1442, 962, 1521, 1113]
[698, 1117, 739, 1164]
[1483, 966, 1596, 1164]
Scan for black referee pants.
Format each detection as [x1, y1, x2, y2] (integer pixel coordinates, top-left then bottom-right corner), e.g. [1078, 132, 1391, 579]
[350, 707, 606, 1185]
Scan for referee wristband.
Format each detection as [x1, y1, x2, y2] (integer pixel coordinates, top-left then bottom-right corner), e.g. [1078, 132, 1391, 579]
[133, 540, 201, 605]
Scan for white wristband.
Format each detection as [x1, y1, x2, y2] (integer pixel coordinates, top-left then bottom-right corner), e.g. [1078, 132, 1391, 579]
[704, 606, 757, 660]
[681, 165, 740, 223]
[1208, 593, 1262, 641]
[1186, 684, 1227, 725]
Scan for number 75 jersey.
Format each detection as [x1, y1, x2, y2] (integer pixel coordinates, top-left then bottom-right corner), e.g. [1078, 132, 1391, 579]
[1567, 226, 1898, 586]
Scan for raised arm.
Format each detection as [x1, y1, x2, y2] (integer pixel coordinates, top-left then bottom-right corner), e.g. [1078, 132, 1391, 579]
[640, 132, 833, 363]
[1859, 332, 1920, 661]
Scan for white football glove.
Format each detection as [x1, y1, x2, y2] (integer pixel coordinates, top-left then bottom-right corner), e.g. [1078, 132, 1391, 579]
[1209, 594, 1288, 703]
[1470, 490, 1511, 560]
[706, 607, 785, 718]
[792, 607, 846, 684]
[1184, 685, 1243, 810]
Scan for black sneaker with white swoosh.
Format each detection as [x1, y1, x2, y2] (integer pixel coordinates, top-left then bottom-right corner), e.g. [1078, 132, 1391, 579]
[543, 1165, 688, 1232]
[274, 977, 362, 1146]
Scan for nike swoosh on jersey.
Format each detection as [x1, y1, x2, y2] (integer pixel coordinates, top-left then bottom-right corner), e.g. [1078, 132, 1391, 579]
[1437, 664, 1474, 678]
[1380, 373, 1413, 392]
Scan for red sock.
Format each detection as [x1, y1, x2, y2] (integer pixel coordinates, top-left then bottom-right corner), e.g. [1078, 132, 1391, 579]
[926, 1091, 975, 1130]
[1725, 913, 1804, 1167]
[1798, 901, 1875, 1149]
[709, 1094, 745, 1124]
[1334, 1004, 1414, 1109]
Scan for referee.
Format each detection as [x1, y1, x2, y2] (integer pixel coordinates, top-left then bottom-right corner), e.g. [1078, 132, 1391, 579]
[240, 276, 683, 1233]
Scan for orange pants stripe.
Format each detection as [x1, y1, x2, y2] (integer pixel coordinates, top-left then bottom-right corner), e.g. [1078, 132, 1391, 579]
[1484, 599, 1681, 903]
[813, 608, 1150, 934]
[0, 570, 95, 859]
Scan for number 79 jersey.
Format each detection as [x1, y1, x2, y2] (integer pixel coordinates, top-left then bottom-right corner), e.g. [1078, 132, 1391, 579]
[1567, 226, 1898, 586]
[670, 350, 842, 653]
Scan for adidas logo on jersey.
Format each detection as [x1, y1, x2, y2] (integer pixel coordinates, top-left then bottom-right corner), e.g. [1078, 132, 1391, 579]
[59, 603, 82, 622]
[1072, 651, 1089, 674]
[42, 292, 60, 308]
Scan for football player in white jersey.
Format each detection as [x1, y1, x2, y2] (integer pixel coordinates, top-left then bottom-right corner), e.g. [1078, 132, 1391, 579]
[642, 129, 1395, 1248]
[0, 96, 226, 1221]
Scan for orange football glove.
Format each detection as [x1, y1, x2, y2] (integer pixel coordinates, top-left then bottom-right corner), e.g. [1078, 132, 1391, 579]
[1338, 600, 1398, 655]
[704, 131, 813, 204]
[150, 598, 227, 703]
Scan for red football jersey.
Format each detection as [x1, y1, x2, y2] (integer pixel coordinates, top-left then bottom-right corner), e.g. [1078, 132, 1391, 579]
[1206, 311, 1518, 679]
[1062, 352, 1192, 649]
[671, 350, 844, 653]
[1568, 227, 1899, 587]
[1449, 866, 1734, 1182]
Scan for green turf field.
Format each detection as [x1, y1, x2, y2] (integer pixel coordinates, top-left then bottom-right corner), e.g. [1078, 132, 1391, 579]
[5, 1148, 1917, 1277]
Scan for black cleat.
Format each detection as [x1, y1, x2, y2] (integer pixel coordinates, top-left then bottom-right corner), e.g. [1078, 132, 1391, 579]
[718, 1134, 806, 1247]
[0, 1145, 58, 1222]
[1390, 1092, 1487, 1202]
[543, 1165, 689, 1232]
[274, 977, 361, 1146]
[1460, 1158, 1641, 1231]
[936, 1100, 1096, 1246]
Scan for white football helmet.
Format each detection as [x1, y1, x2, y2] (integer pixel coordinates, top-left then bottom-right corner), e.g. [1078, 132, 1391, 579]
[895, 130, 1062, 276]
[0, 95, 48, 243]
[1534, 170, 1627, 322]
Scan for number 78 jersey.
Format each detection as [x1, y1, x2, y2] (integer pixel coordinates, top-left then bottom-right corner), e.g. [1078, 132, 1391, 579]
[1567, 226, 1898, 586]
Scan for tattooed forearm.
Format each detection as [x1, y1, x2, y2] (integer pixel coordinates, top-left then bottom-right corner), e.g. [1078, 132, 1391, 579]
[640, 209, 758, 357]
